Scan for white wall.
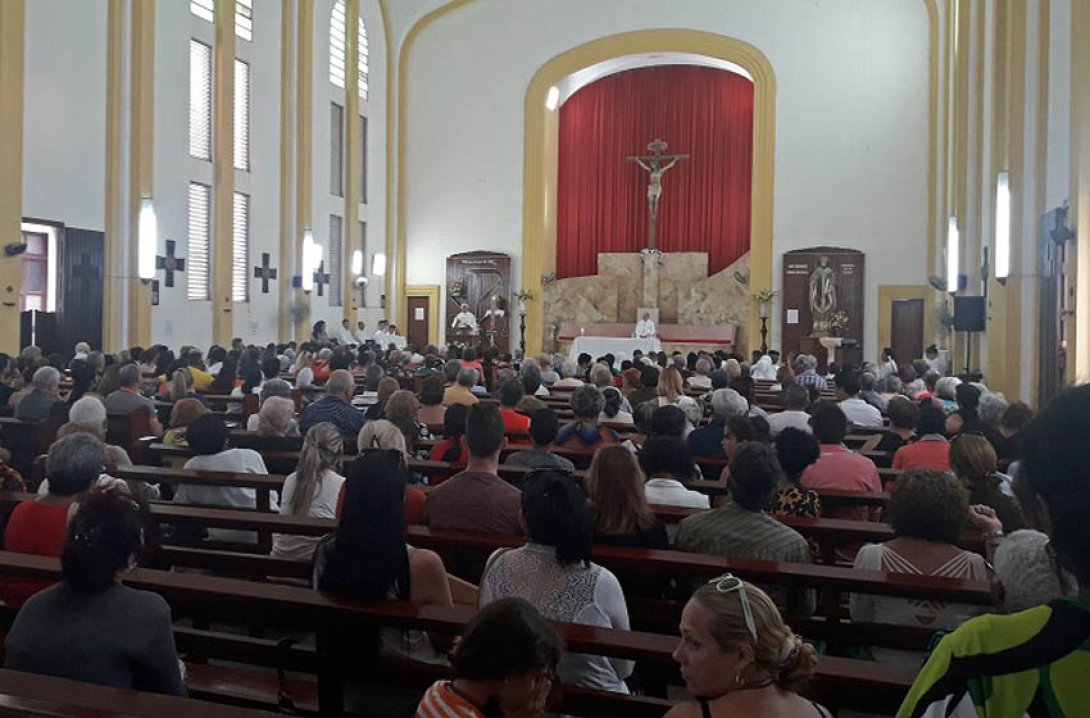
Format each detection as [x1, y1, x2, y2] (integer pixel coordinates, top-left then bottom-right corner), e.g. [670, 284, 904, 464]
[399, 0, 932, 356]
[23, 0, 108, 231]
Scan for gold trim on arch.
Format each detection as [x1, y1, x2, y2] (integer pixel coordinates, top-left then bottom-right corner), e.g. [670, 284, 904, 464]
[523, 29, 775, 356]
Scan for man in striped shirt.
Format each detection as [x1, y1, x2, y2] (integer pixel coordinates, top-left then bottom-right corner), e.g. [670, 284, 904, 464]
[792, 354, 828, 391]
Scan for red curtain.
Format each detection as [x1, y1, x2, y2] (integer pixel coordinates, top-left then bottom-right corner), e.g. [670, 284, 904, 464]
[556, 65, 754, 279]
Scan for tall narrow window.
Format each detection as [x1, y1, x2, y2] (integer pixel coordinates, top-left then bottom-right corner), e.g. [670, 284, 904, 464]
[331, 102, 344, 197]
[358, 17, 369, 99]
[235, 0, 253, 41]
[189, 40, 213, 160]
[232, 192, 249, 302]
[329, 0, 346, 88]
[234, 59, 250, 171]
[187, 183, 212, 300]
[360, 116, 367, 204]
[328, 215, 343, 307]
[191, 0, 214, 22]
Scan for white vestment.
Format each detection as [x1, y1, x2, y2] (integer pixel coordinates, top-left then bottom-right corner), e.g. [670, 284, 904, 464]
[452, 311, 479, 333]
[635, 318, 657, 339]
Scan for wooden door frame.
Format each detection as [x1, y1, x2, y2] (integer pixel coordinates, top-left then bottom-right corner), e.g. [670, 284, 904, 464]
[404, 284, 440, 348]
[878, 286, 935, 361]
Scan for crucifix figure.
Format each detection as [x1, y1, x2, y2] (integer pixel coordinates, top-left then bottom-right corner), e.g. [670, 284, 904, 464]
[626, 139, 690, 250]
[253, 253, 278, 294]
[312, 261, 330, 297]
[156, 240, 186, 288]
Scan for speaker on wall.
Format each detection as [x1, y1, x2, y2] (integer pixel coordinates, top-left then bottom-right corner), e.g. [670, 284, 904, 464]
[953, 296, 986, 332]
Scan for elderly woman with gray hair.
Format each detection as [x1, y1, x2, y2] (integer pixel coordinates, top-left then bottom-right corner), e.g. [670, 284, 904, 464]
[1, 434, 109, 607]
[555, 385, 618, 449]
[245, 378, 298, 433]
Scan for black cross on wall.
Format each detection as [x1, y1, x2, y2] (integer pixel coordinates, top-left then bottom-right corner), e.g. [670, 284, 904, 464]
[253, 253, 278, 294]
[312, 261, 330, 298]
[156, 240, 186, 288]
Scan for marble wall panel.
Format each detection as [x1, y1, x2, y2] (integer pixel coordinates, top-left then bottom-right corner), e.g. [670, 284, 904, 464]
[657, 253, 709, 322]
[598, 254, 643, 323]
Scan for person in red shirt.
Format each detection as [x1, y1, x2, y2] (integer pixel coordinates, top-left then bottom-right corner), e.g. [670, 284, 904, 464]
[1, 433, 105, 607]
[800, 401, 882, 520]
[497, 379, 531, 442]
[428, 404, 470, 477]
[892, 404, 952, 471]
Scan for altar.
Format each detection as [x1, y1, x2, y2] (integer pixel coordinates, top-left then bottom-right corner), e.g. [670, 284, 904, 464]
[569, 336, 661, 363]
[558, 321, 734, 363]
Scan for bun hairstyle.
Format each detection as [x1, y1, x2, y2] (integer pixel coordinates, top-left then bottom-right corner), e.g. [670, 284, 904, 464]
[61, 488, 148, 593]
[692, 579, 818, 692]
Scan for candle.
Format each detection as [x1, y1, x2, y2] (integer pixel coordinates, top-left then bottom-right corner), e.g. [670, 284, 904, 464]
[491, 295, 498, 309]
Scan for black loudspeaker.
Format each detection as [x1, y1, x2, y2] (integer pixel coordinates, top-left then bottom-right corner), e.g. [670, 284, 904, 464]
[953, 296, 986, 332]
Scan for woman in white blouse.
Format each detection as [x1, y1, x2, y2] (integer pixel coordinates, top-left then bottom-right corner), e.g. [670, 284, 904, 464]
[272, 422, 345, 561]
[479, 471, 634, 694]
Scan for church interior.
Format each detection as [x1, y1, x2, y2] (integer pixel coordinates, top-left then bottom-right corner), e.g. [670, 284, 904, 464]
[0, 0, 1087, 716]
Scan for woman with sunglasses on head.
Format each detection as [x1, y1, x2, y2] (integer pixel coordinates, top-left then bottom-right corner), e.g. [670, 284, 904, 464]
[314, 450, 454, 667]
[479, 471, 634, 694]
[417, 597, 563, 718]
[335, 419, 426, 525]
[668, 574, 827, 717]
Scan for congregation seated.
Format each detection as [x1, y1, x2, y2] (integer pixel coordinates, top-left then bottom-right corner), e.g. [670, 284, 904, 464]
[14, 366, 65, 422]
[352, 420, 427, 524]
[862, 395, 917, 453]
[771, 428, 822, 519]
[506, 408, 575, 471]
[314, 450, 454, 668]
[892, 403, 951, 470]
[850, 469, 990, 666]
[4, 489, 186, 696]
[163, 367, 204, 405]
[667, 575, 827, 718]
[945, 382, 983, 436]
[586, 445, 668, 551]
[599, 386, 633, 426]
[551, 360, 585, 390]
[293, 350, 315, 388]
[299, 369, 364, 436]
[858, 371, 888, 413]
[174, 414, 272, 542]
[792, 354, 827, 391]
[990, 400, 1033, 462]
[426, 403, 523, 534]
[949, 433, 1025, 532]
[480, 471, 633, 694]
[443, 366, 481, 407]
[207, 355, 238, 394]
[245, 378, 297, 433]
[800, 401, 881, 521]
[555, 385, 618, 449]
[688, 388, 748, 458]
[416, 375, 447, 426]
[162, 397, 207, 451]
[385, 389, 433, 453]
[654, 366, 701, 428]
[417, 597, 562, 717]
[676, 442, 814, 614]
[497, 379, 531, 433]
[62, 358, 98, 412]
[767, 384, 812, 437]
[639, 435, 709, 509]
[250, 397, 299, 448]
[519, 360, 550, 398]
[687, 356, 715, 391]
[835, 369, 883, 428]
[1, 434, 105, 607]
[626, 364, 659, 409]
[428, 403, 470, 467]
[103, 363, 164, 436]
[272, 422, 345, 561]
[58, 395, 133, 470]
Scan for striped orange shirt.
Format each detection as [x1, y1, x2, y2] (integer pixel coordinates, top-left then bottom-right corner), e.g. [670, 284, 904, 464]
[416, 681, 484, 718]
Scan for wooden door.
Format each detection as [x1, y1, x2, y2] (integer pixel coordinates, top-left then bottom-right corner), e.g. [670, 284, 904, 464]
[407, 295, 430, 349]
[891, 299, 924, 366]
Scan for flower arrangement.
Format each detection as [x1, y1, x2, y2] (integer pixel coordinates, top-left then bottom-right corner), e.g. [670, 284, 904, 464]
[512, 289, 535, 303]
[828, 310, 850, 337]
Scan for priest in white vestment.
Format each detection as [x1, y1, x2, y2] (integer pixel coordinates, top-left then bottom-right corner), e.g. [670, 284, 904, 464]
[451, 303, 480, 334]
[335, 319, 358, 345]
[635, 312, 657, 339]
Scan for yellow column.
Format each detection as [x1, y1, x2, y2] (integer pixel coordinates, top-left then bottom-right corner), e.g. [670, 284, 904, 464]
[0, 1, 23, 353]
[103, 0, 123, 352]
[344, 0, 361, 323]
[127, 0, 155, 347]
[211, 0, 236, 345]
[1072, 0, 1090, 382]
[294, 0, 314, 343]
[278, 0, 294, 342]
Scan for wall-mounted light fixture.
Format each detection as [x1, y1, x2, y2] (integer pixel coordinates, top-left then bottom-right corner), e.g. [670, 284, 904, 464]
[138, 198, 158, 281]
[994, 171, 1010, 282]
[946, 216, 959, 293]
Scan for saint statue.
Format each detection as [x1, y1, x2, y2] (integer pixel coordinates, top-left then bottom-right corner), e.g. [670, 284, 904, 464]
[808, 256, 837, 333]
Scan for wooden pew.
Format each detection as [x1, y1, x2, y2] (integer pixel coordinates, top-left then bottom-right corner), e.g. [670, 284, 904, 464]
[106, 406, 156, 464]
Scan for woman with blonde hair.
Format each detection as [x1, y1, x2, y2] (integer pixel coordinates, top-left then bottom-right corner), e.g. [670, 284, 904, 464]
[168, 368, 197, 403]
[667, 574, 828, 717]
[948, 433, 1025, 532]
[273, 422, 345, 560]
[256, 396, 297, 438]
[656, 366, 699, 428]
[293, 351, 315, 389]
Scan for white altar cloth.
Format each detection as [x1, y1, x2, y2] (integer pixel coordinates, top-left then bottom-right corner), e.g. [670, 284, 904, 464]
[569, 336, 661, 364]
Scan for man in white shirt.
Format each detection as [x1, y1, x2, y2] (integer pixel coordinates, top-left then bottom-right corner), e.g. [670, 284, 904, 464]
[354, 320, 369, 344]
[925, 344, 947, 375]
[767, 384, 814, 436]
[387, 324, 407, 349]
[451, 303, 479, 334]
[335, 319, 357, 345]
[372, 320, 391, 347]
[835, 370, 884, 428]
[640, 436, 710, 509]
[635, 312, 657, 339]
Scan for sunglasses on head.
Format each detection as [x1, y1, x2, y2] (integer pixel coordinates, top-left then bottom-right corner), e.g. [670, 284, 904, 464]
[707, 573, 758, 643]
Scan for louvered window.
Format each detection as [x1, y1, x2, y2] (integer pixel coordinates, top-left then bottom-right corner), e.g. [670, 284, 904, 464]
[235, 0, 252, 41]
[358, 17, 368, 99]
[234, 59, 250, 171]
[232, 192, 249, 302]
[329, 1, 346, 88]
[331, 102, 344, 197]
[187, 183, 212, 301]
[191, 0, 214, 22]
[189, 40, 212, 160]
[360, 116, 367, 204]
[328, 215, 343, 307]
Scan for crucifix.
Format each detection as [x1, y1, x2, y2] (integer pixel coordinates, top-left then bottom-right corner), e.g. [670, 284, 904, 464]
[312, 261, 330, 297]
[253, 253, 278, 294]
[626, 139, 690, 251]
[156, 240, 186, 288]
